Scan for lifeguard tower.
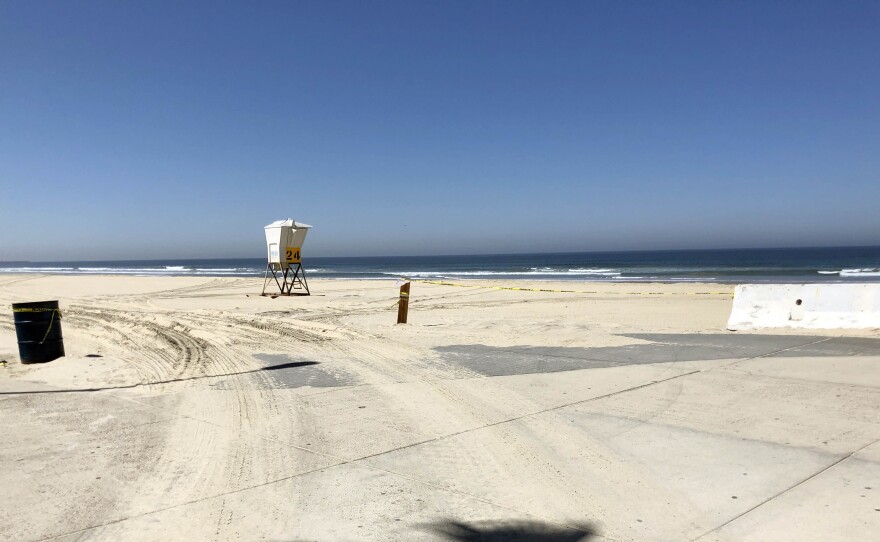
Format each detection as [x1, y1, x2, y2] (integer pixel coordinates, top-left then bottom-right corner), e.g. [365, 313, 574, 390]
[261, 219, 312, 296]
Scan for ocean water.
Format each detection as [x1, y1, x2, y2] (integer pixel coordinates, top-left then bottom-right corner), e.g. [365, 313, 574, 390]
[2, 246, 880, 283]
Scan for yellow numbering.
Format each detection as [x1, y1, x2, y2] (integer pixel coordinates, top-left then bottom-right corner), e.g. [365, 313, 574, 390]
[285, 247, 302, 264]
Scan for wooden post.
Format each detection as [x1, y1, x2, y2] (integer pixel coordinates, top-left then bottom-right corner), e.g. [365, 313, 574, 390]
[397, 282, 411, 324]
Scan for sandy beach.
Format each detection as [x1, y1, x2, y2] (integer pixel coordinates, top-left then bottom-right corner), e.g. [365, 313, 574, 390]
[1, 275, 879, 541]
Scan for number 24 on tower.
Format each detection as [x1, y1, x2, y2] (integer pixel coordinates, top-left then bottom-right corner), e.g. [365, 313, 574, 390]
[285, 247, 301, 264]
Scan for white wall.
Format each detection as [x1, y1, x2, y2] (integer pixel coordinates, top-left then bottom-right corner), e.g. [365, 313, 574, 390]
[727, 284, 880, 330]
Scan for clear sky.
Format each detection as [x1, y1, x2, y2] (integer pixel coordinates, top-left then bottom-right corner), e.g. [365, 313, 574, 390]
[1, 1, 879, 261]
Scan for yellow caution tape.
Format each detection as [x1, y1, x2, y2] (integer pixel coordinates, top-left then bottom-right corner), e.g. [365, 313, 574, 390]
[389, 290, 411, 309]
[40, 310, 60, 343]
[401, 278, 733, 297]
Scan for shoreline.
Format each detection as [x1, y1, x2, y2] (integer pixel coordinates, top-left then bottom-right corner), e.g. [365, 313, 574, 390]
[3, 245, 880, 283]
[2, 271, 880, 286]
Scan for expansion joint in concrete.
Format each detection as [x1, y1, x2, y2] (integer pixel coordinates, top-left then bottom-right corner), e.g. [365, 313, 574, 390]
[691, 436, 880, 541]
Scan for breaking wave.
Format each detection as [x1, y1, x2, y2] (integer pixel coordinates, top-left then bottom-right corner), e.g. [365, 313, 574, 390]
[840, 268, 880, 277]
[817, 268, 880, 277]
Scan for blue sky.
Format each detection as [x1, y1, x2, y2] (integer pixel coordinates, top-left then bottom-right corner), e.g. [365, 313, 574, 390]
[1, 1, 879, 261]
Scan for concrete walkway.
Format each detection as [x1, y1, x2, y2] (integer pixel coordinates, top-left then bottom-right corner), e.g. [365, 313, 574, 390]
[2, 331, 879, 541]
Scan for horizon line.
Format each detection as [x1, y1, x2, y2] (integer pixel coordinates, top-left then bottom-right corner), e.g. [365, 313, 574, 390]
[3, 243, 880, 264]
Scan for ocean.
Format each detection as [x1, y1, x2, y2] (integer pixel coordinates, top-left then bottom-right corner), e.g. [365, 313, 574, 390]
[2, 246, 880, 283]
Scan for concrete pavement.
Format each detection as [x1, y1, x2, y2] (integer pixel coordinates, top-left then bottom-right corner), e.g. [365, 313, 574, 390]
[2, 333, 879, 541]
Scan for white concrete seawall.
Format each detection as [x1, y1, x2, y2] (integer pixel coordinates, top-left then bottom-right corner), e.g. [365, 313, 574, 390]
[728, 283, 880, 330]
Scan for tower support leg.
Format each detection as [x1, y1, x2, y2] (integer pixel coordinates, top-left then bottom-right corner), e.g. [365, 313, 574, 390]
[261, 263, 310, 296]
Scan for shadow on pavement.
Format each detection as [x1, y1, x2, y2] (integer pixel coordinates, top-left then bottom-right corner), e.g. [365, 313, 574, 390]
[435, 333, 880, 377]
[428, 519, 597, 541]
[260, 361, 319, 371]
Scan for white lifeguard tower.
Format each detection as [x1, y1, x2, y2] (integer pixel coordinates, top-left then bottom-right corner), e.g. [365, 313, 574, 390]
[262, 219, 312, 296]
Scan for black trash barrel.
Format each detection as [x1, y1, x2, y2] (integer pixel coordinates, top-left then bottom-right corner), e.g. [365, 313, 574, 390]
[12, 301, 65, 363]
